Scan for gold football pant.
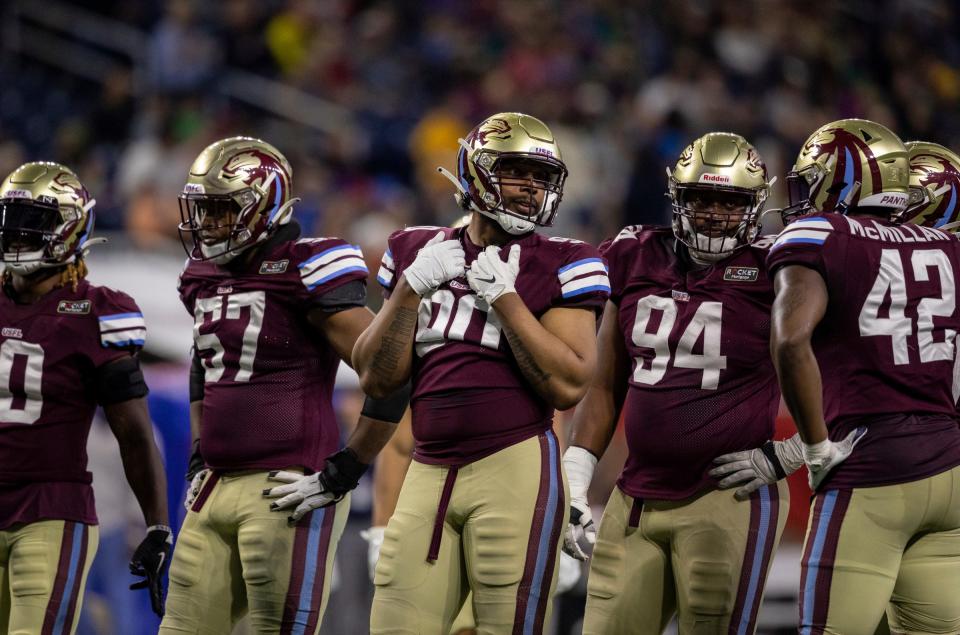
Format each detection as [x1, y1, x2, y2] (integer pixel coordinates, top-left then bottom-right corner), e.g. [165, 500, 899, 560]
[584, 482, 788, 635]
[799, 465, 960, 635]
[370, 431, 567, 635]
[159, 470, 349, 635]
[0, 519, 98, 635]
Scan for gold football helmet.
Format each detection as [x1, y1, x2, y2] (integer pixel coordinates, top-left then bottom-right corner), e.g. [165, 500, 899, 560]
[438, 112, 568, 235]
[0, 162, 96, 275]
[897, 141, 960, 231]
[783, 119, 909, 221]
[667, 132, 771, 262]
[178, 136, 298, 264]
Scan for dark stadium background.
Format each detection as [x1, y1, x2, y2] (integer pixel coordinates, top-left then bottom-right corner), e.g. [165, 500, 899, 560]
[3, 0, 958, 633]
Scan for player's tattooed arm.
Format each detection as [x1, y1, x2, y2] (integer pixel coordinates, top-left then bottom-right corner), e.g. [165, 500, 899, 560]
[493, 295, 598, 410]
[502, 324, 552, 385]
[771, 265, 829, 444]
[353, 278, 421, 398]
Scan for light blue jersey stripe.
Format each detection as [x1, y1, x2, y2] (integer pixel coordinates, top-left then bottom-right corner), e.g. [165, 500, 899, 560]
[736, 486, 773, 635]
[53, 523, 85, 635]
[801, 491, 839, 633]
[291, 508, 327, 635]
[561, 284, 610, 298]
[558, 257, 604, 274]
[522, 432, 560, 634]
[99, 312, 142, 321]
[305, 265, 368, 291]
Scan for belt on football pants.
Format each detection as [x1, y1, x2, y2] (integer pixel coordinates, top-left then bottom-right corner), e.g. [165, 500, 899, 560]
[628, 497, 644, 528]
[427, 466, 459, 562]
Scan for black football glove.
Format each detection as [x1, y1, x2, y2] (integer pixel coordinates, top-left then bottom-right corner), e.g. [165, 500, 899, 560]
[129, 525, 173, 617]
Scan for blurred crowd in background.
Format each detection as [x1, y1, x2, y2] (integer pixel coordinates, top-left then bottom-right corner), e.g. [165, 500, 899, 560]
[1, 1, 958, 633]
[3, 0, 960, 262]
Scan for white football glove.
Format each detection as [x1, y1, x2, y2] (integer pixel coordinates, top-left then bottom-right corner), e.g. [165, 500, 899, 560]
[263, 471, 337, 522]
[403, 231, 466, 296]
[555, 551, 582, 594]
[360, 526, 385, 582]
[467, 244, 521, 305]
[562, 446, 598, 561]
[709, 435, 805, 501]
[803, 427, 867, 490]
[183, 468, 209, 512]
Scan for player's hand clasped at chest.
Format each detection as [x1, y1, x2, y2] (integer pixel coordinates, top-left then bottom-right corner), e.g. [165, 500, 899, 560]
[468, 244, 521, 305]
[402, 231, 466, 295]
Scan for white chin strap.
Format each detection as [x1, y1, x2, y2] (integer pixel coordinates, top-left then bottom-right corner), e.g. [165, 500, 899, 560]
[478, 209, 535, 235]
[681, 217, 739, 263]
[4, 259, 45, 275]
[201, 240, 244, 265]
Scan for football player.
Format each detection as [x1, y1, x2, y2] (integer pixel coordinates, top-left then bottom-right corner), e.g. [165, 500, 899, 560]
[564, 133, 793, 634]
[0, 162, 170, 632]
[159, 137, 408, 634]
[362, 414, 584, 635]
[353, 112, 608, 633]
[767, 119, 960, 633]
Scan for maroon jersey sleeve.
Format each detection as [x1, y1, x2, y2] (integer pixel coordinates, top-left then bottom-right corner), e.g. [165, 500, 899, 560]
[288, 238, 370, 310]
[765, 214, 836, 278]
[85, 286, 146, 367]
[599, 225, 644, 305]
[376, 226, 450, 297]
[550, 237, 610, 312]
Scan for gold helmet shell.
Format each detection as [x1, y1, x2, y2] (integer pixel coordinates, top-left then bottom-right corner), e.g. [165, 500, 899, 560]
[784, 119, 909, 221]
[178, 136, 297, 263]
[667, 132, 771, 262]
[0, 161, 96, 273]
[439, 112, 568, 235]
[897, 141, 960, 231]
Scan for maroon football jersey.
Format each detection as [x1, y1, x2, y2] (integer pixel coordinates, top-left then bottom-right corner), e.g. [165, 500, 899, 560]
[768, 214, 960, 489]
[377, 225, 609, 465]
[179, 225, 368, 472]
[601, 226, 780, 500]
[0, 279, 145, 529]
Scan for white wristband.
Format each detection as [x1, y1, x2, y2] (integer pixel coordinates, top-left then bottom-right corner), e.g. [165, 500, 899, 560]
[802, 439, 832, 466]
[562, 446, 598, 496]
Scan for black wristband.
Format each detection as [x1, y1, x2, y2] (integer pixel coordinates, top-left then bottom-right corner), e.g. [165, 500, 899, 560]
[760, 440, 787, 480]
[95, 356, 149, 405]
[319, 447, 369, 499]
[360, 382, 411, 423]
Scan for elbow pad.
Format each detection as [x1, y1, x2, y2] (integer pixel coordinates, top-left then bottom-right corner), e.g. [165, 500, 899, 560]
[95, 356, 149, 405]
[360, 382, 411, 424]
[189, 348, 205, 402]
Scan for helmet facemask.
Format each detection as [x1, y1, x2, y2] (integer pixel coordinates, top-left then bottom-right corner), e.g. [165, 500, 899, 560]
[178, 188, 261, 264]
[669, 177, 764, 263]
[0, 198, 84, 275]
[471, 153, 566, 234]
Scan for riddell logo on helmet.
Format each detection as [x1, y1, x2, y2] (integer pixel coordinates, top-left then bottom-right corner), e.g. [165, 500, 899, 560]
[699, 174, 731, 184]
[183, 183, 205, 194]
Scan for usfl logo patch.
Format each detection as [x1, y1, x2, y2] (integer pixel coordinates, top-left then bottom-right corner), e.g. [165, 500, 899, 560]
[723, 266, 759, 282]
[57, 300, 92, 314]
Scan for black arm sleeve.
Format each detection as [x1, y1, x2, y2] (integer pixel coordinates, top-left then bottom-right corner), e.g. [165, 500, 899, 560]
[189, 347, 205, 402]
[360, 381, 411, 424]
[307, 279, 367, 312]
[94, 355, 149, 405]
